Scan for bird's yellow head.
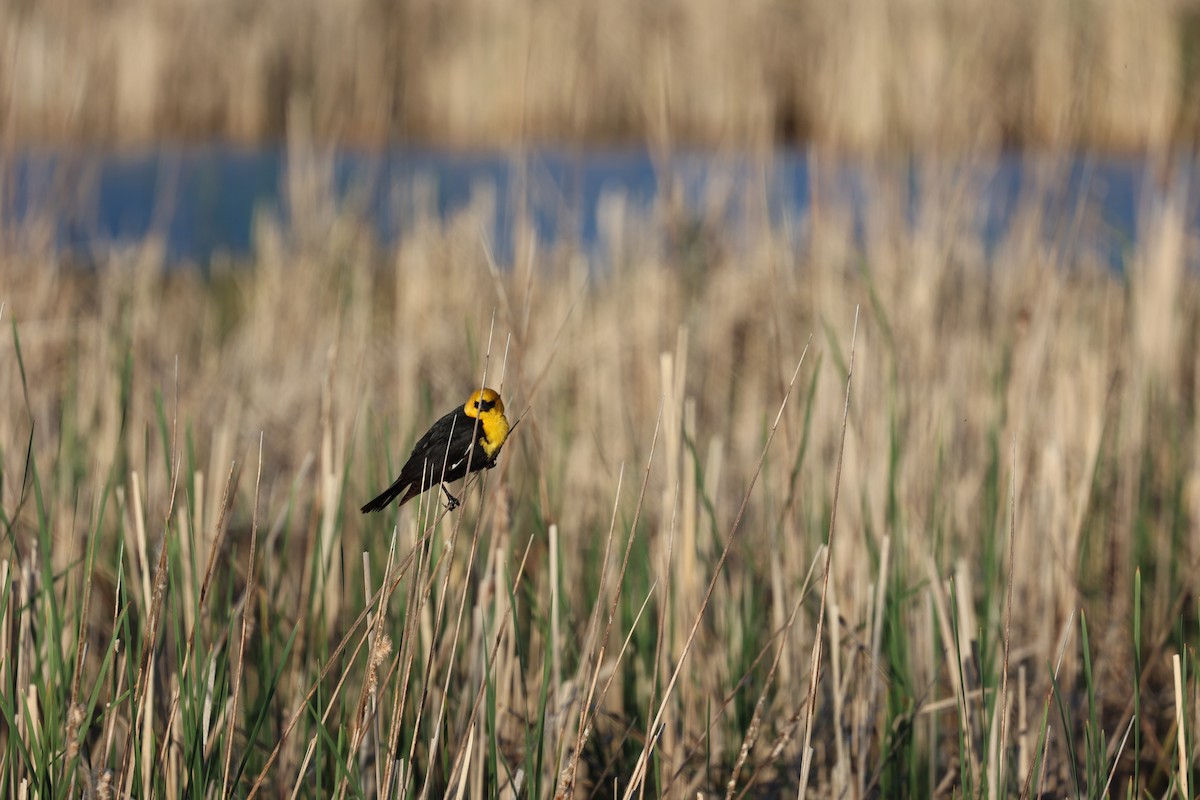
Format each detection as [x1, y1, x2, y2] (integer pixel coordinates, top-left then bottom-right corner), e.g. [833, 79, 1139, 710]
[464, 388, 505, 417]
[463, 388, 510, 457]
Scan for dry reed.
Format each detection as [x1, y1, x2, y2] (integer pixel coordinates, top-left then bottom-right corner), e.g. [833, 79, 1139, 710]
[2, 0, 1199, 151]
[0, 152, 1198, 796]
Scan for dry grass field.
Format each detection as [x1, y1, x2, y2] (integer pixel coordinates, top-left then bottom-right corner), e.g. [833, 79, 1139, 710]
[3, 0, 1200, 150]
[2, 150, 1198, 796]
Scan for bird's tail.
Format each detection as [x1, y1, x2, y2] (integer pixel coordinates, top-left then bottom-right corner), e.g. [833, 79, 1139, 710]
[360, 478, 411, 513]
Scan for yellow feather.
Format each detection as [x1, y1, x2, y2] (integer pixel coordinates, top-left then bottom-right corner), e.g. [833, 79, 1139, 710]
[477, 410, 510, 458]
[463, 387, 510, 458]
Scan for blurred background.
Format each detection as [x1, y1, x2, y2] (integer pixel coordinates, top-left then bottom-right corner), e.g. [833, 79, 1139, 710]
[3, 0, 1200, 263]
[4, 0, 1199, 150]
[3, 1, 1200, 797]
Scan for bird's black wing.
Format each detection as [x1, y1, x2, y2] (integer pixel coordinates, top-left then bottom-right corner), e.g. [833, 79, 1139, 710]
[361, 408, 478, 513]
[402, 407, 479, 485]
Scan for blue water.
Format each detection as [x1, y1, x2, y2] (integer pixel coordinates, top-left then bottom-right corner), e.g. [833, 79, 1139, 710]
[2, 146, 1191, 268]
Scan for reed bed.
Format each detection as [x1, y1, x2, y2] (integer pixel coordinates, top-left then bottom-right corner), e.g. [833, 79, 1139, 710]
[3, 0, 1199, 150]
[1, 153, 1198, 797]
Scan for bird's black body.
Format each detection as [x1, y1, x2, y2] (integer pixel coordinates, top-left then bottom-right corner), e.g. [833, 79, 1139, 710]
[361, 406, 499, 513]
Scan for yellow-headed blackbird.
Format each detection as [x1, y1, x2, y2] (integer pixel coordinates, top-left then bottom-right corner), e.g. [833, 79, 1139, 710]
[361, 388, 511, 513]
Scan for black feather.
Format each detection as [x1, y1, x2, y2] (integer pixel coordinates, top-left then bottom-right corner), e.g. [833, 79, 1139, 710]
[361, 407, 497, 513]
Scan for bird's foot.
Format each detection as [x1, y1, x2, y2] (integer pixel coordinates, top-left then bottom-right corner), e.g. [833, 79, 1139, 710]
[441, 485, 461, 511]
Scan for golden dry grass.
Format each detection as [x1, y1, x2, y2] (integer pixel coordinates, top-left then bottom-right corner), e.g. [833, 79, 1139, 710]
[3, 0, 1200, 150]
[1, 151, 1198, 796]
